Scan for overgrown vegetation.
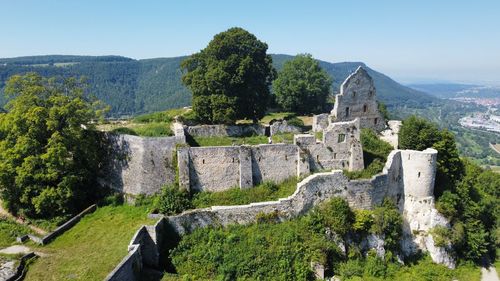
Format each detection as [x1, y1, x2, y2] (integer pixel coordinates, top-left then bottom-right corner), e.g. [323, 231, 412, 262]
[151, 178, 298, 215]
[189, 135, 268, 147]
[344, 129, 393, 179]
[191, 178, 298, 208]
[169, 198, 404, 280]
[0, 73, 107, 218]
[400, 115, 500, 263]
[0, 217, 33, 248]
[111, 122, 173, 137]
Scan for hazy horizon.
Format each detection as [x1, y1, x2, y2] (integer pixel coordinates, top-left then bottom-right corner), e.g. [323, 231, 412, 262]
[2, 0, 499, 85]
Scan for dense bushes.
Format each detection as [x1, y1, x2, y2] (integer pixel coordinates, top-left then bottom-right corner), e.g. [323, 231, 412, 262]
[170, 197, 404, 280]
[153, 185, 192, 216]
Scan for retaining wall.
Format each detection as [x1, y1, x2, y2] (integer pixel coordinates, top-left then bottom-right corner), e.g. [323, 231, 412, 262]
[186, 124, 266, 138]
[24, 204, 97, 245]
[102, 134, 185, 196]
[104, 218, 166, 281]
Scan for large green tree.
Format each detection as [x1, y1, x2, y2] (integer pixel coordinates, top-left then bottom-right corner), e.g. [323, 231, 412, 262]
[399, 115, 463, 196]
[273, 54, 332, 114]
[181, 27, 276, 124]
[0, 73, 106, 218]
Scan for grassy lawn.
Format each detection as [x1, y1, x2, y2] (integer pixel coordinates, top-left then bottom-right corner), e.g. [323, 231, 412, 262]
[0, 217, 33, 248]
[97, 108, 193, 137]
[271, 132, 295, 144]
[24, 205, 154, 281]
[191, 177, 298, 208]
[109, 122, 173, 137]
[191, 135, 268, 146]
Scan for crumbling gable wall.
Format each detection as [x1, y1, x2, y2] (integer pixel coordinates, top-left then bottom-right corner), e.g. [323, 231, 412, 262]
[331, 67, 386, 131]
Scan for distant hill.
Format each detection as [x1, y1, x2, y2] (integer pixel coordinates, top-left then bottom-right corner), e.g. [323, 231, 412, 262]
[0, 54, 439, 117]
[408, 83, 500, 99]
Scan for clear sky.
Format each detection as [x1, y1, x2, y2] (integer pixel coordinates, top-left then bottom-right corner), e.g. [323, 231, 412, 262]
[1, 0, 500, 85]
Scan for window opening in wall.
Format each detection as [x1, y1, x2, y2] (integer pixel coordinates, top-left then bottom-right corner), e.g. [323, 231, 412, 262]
[338, 134, 346, 143]
[232, 158, 235, 163]
[342, 162, 345, 167]
[334, 153, 337, 159]
[258, 157, 261, 162]
[345, 107, 350, 117]
[369, 90, 374, 96]
[374, 118, 378, 125]
[418, 172, 421, 178]
[353, 91, 356, 97]
[202, 159, 205, 164]
[363, 105, 367, 112]
[285, 155, 288, 160]
[316, 155, 319, 161]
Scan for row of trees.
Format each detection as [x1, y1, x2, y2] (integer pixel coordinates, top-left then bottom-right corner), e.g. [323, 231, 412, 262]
[181, 27, 332, 124]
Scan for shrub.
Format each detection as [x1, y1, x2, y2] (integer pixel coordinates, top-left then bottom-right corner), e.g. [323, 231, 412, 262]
[371, 199, 402, 252]
[285, 116, 305, 127]
[353, 209, 374, 234]
[153, 185, 192, 215]
[319, 197, 354, 238]
[430, 226, 451, 247]
[338, 259, 363, 279]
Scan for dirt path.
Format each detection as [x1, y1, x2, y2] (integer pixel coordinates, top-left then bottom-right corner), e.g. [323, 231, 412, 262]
[482, 266, 499, 281]
[0, 202, 47, 235]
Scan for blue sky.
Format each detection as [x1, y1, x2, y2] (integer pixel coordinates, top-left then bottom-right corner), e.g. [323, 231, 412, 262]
[1, 0, 500, 84]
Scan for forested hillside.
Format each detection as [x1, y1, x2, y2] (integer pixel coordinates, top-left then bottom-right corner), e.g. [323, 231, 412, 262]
[0, 54, 438, 116]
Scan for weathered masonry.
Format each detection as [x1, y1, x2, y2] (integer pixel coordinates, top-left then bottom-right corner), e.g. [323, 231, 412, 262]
[105, 147, 455, 281]
[177, 119, 364, 192]
[314, 66, 386, 132]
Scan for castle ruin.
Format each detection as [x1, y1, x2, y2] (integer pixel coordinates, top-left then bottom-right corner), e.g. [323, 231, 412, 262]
[103, 67, 455, 280]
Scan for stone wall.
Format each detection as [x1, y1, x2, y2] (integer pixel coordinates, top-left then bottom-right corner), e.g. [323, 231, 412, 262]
[106, 147, 455, 280]
[178, 119, 363, 192]
[183, 146, 241, 192]
[102, 134, 185, 196]
[312, 113, 329, 133]
[178, 144, 299, 192]
[185, 124, 266, 138]
[251, 144, 298, 184]
[331, 67, 386, 131]
[167, 148, 454, 267]
[105, 218, 166, 281]
[269, 120, 302, 136]
[295, 119, 364, 172]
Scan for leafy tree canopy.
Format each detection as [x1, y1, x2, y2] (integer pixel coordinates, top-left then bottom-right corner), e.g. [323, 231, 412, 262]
[181, 27, 276, 124]
[399, 115, 463, 195]
[273, 54, 332, 114]
[0, 73, 107, 218]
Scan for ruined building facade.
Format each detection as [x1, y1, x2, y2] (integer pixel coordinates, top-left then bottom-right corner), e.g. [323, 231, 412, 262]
[314, 66, 386, 132]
